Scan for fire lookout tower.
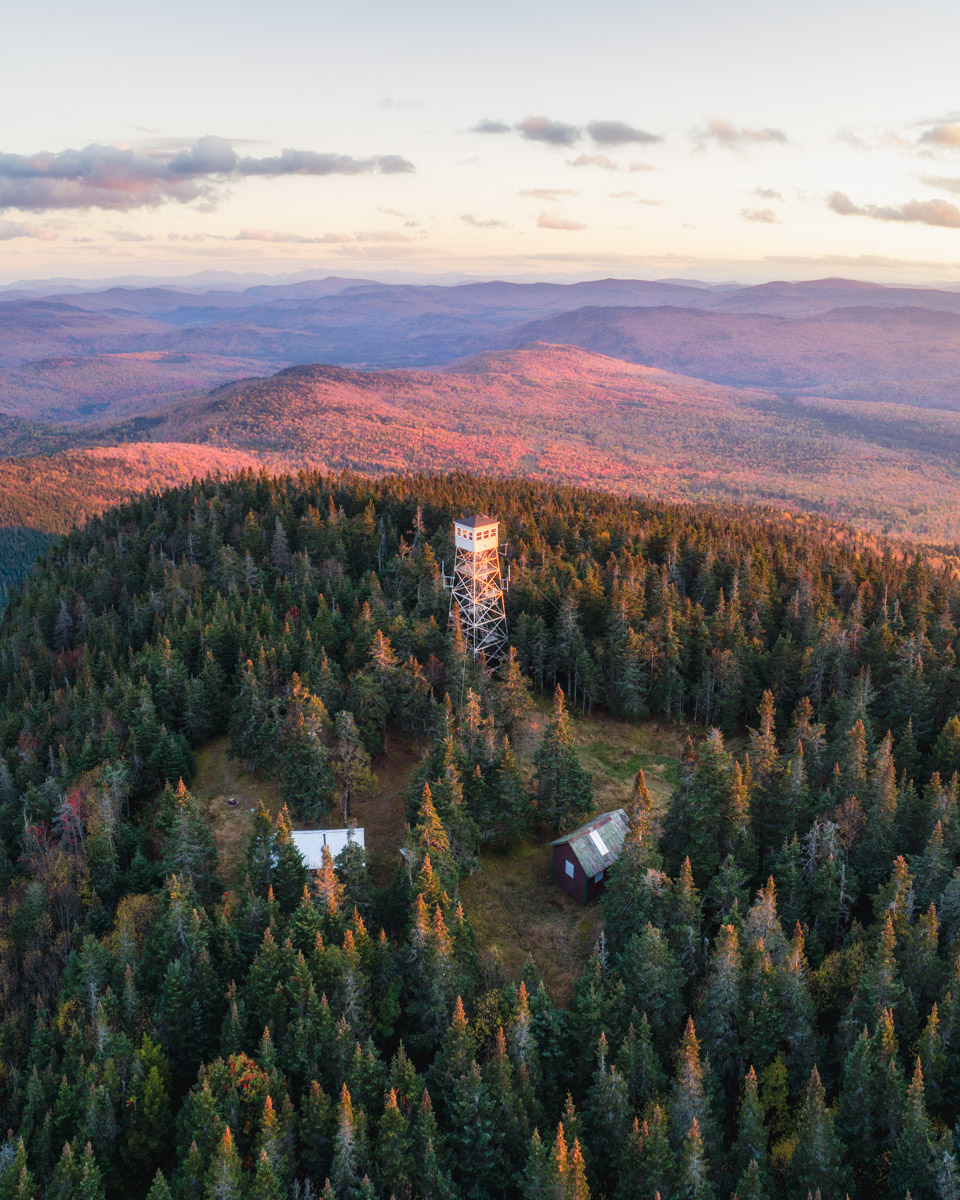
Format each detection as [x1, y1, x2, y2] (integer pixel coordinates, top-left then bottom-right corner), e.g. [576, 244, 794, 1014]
[443, 514, 509, 661]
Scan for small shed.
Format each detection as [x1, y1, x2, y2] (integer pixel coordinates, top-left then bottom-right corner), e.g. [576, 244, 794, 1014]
[290, 827, 365, 870]
[549, 809, 628, 903]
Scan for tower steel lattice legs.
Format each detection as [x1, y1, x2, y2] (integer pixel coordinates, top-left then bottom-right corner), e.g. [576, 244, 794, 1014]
[446, 544, 508, 661]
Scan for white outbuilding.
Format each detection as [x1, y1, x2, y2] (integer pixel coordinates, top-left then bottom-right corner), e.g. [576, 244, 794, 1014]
[290, 827, 365, 870]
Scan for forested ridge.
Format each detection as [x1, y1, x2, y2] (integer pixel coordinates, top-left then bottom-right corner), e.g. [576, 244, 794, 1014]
[0, 469, 959, 1198]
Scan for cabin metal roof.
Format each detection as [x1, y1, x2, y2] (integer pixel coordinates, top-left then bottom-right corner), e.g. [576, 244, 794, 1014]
[456, 514, 496, 528]
[549, 809, 628, 876]
[290, 827, 364, 870]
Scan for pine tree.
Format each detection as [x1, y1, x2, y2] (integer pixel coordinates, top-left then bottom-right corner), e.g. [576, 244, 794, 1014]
[733, 1158, 771, 1200]
[487, 736, 532, 846]
[933, 715, 960, 781]
[159, 779, 218, 892]
[204, 1127, 243, 1200]
[0, 1138, 37, 1200]
[495, 644, 533, 735]
[615, 1015, 666, 1113]
[669, 858, 703, 986]
[415, 782, 457, 892]
[278, 675, 334, 821]
[602, 770, 668, 955]
[619, 923, 685, 1055]
[331, 711, 374, 825]
[448, 1061, 503, 1200]
[568, 1138, 591, 1200]
[638, 1103, 677, 1200]
[732, 1067, 770, 1192]
[787, 1067, 847, 1200]
[75, 1143, 106, 1200]
[145, 1171, 173, 1200]
[888, 1060, 936, 1200]
[678, 1119, 715, 1200]
[670, 1019, 716, 1159]
[272, 805, 307, 913]
[585, 1033, 631, 1192]
[331, 1084, 362, 1200]
[748, 690, 783, 859]
[375, 1088, 413, 1200]
[534, 686, 593, 830]
[248, 1150, 283, 1200]
[697, 923, 744, 1098]
[523, 1129, 552, 1200]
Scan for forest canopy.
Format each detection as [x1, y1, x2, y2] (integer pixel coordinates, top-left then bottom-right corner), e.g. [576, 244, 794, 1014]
[0, 468, 957, 1199]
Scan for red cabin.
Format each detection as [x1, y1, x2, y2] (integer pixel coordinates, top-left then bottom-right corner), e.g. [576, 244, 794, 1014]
[550, 809, 628, 903]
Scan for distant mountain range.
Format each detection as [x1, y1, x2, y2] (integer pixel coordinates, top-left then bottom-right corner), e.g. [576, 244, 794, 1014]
[4, 273, 960, 596]
[3, 274, 960, 399]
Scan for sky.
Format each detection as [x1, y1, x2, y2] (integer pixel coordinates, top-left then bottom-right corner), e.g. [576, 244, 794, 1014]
[6, 0, 960, 285]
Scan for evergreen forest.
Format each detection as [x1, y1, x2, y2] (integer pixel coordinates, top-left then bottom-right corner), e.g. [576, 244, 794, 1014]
[0, 468, 958, 1199]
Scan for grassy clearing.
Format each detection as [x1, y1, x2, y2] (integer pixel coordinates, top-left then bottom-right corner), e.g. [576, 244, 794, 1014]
[571, 711, 685, 815]
[190, 713, 685, 1002]
[190, 734, 421, 889]
[460, 838, 603, 1005]
[461, 709, 686, 1002]
[190, 736, 281, 887]
[352, 738, 420, 884]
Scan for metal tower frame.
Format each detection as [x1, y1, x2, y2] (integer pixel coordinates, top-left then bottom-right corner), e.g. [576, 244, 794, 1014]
[442, 515, 509, 661]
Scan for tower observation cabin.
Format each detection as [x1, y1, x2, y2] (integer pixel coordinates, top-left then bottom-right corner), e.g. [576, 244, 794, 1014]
[443, 514, 509, 661]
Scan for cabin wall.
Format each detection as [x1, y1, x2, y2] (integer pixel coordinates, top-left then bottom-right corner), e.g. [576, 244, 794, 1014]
[585, 868, 607, 901]
[552, 845, 608, 903]
[552, 844, 588, 901]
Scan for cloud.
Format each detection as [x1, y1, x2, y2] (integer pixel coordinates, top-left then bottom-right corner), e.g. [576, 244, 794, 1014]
[232, 228, 346, 244]
[695, 117, 788, 150]
[767, 252, 960, 270]
[568, 153, 619, 170]
[470, 118, 512, 134]
[827, 190, 960, 228]
[461, 213, 511, 228]
[0, 135, 414, 213]
[740, 207, 781, 224]
[586, 119, 660, 146]
[201, 228, 415, 245]
[0, 219, 59, 241]
[107, 228, 152, 242]
[608, 190, 637, 199]
[518, 188, 579, 200]
[918, 122, 960, 149]
[753, 187, 783, 201]
[235, 148, 413, 176]
[537, 211, 585, 230]
[517, 116, 581, 146]
[352, 230, 415, 242]
[922, 175, 960, 193]
[628, 162, 655, 172]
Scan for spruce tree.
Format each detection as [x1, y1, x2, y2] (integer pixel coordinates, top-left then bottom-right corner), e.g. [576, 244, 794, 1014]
[534, 686, 593, 830]
[888, 1060, 936, 1200]
[787, 1067, 847, 1200]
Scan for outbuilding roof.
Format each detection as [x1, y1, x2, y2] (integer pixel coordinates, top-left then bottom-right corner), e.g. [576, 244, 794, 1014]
[549, 808, 628, 877]
[290, 827, 364, 870]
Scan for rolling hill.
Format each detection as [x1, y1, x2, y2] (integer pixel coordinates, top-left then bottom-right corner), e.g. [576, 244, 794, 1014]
[7, 274, 960, 395]
[499, 304, 960, 401]
[71, 342, 960, 546]
[0, 351, 277, 423]
[6, 274, 960, 598]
